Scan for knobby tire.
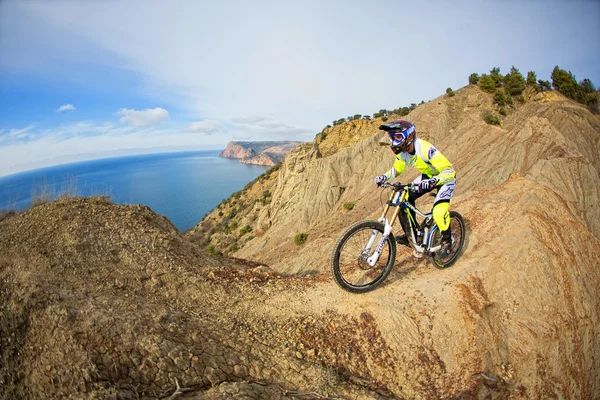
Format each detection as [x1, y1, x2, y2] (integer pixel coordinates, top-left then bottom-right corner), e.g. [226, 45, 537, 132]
[330, 220, 397, 294]
[430, 211, 466, 269]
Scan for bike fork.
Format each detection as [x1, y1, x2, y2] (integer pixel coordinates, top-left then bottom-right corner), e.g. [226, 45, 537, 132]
[367, 221, 393, 266]
[366, 203, 402, 267]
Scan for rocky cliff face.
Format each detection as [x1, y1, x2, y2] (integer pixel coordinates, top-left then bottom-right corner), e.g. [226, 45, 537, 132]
[219, 141, 302, 166]
[2, 85, 599, 399]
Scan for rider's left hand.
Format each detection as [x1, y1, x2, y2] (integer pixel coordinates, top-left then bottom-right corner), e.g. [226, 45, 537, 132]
[418, 178, 437, 193]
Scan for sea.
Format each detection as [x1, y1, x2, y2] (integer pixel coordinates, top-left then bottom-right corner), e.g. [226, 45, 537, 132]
[0, 151, 269, 232]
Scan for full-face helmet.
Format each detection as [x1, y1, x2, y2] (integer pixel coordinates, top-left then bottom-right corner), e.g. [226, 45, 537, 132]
[379, 120, 416, 154]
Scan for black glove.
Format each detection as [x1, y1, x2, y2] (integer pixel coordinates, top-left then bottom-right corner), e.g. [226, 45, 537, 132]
[374, 175, 388, 187]
[418, 178, 437, 193]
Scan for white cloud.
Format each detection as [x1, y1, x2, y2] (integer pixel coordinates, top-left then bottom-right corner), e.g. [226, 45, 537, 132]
[117, 107, 169, 128]
[231, 116, 267, 125]
[231, 115, 312, 137]
[5, 2, 600, 135]
[0, 122, 226, 176]
[185, 120, 223, 134]
[56, 104, 75, 112]
[0, 125, 37, 144]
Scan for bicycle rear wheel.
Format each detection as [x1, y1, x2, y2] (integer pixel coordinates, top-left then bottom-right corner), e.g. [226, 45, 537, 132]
[429, 211, 465, 269]
[330, 220, 397, 293]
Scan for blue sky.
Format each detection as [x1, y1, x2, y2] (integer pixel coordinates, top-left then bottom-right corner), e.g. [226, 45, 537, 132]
[1, 0, 599, 176]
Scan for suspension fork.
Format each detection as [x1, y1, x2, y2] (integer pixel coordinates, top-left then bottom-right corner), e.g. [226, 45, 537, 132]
[366, 189, 403, 266]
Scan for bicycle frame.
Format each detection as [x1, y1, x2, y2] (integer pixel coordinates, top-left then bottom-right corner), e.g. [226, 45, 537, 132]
[366, 184, 442, 266]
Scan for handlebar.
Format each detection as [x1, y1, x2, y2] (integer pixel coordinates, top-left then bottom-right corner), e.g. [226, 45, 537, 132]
[379, 182, 416, 191]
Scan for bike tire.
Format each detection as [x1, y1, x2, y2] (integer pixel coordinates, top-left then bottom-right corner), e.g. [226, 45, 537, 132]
[330, 220, 397, 293]
[429, 211, 466, 269]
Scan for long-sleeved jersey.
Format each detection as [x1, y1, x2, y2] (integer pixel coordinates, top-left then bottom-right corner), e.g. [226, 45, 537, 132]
[384, 138, 455, 185]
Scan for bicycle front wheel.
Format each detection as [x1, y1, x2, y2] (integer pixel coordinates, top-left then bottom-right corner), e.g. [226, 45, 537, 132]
[330, 220, 397, 293]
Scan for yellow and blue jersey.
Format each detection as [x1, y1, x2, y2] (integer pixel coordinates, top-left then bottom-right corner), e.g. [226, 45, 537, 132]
[384, 138, 455, 185]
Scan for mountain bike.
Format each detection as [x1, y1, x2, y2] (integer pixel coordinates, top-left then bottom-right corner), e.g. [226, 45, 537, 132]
[330, 182, 465, 293]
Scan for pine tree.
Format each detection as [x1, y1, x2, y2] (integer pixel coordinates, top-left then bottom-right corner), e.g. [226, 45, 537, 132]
[490, 67, 503, 87]
[527, 71, 538, 88]
[538, 80, 552, 91]
[551, 66, 578, 98]
[479, 74, 496, 93]
[504, 66, 526, 95]
[469, 73, 480, 85]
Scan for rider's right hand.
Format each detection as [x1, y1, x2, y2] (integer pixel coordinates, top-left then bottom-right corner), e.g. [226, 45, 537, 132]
[374, 175, 388, 187]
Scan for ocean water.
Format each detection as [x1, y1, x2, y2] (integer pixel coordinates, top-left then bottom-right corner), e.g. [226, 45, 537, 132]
[0, 151, 269, 232]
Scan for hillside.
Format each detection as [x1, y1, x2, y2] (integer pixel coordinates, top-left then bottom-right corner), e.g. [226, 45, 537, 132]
[219, 141, 302, 166]
[228, 86, 600, 271]
[2, 84, 600, 399]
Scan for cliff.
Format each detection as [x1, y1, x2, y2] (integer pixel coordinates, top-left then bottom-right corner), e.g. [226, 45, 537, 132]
[2, 84, 600, 399]
[219, 141, 302, 166]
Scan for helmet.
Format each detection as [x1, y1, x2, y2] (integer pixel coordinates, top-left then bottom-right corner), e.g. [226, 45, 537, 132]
[379, 120, 416, 154]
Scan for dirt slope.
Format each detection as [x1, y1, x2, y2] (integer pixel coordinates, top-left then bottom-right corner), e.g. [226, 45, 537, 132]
[235, 86, 600, 272]
[0, 198, 383, 399]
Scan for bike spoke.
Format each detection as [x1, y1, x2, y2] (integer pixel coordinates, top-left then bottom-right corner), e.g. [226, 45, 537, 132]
[337, 227, 390, 288]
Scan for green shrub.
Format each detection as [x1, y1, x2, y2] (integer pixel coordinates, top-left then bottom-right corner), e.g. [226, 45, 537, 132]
[506, 94, 514, 106]
[246, 235, 255, 241]
[446, 88, 455, 97]
[527, 71, 538, 89]
[381, 116, 388, 122]
[484, 112, 501, 125]
[469, 73, 480, 85]
[493, 90, 507, 106]
[538, 80, 552, 91]
[343, 202, 356, 210]
[499, 107, 507, 116]
[207, 245, 221, 255]
[490, 67, 503, 87]
[479, 74, 496, 93]
[576, 78, 598, 106]
[294, 233, 308, 245]
[239, 225, 252, 235]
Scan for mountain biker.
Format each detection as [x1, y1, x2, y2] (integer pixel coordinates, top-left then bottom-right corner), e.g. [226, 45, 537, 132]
[374, 120, 456, 258]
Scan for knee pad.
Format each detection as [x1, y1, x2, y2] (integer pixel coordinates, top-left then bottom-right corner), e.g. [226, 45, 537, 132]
[433, 202, 450, 231]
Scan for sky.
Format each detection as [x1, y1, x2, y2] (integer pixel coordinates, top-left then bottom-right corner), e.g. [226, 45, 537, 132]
[1, 0, 599, 177]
